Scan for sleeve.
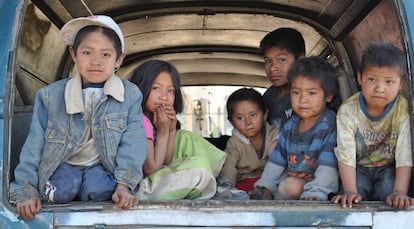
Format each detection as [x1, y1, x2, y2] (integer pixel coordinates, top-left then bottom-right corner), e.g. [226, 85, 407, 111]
[220, 137, 241, 185]
[114, 84, 148, 190]
[10, 90, 48, 203]
[142, 114, 154, 140]
[301, 112, 339, 200]
[254, 161, 286, 193]
[395, 117, 412, 167]
[334, 107, 357, 168]
[300, 165, 339, 200]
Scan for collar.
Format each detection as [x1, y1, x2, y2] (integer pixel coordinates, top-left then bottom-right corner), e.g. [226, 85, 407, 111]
[232, 128, 251, 144]
[65, 72, 125, 114]
[358, 92, 397, 121]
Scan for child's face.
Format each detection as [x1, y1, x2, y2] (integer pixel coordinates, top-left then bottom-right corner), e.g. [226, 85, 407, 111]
[290, 76, 332, 123]
[358, 65, 402, 116]
[69, 30, 124, 83]
[264, 47, 296, 87]
[145, 71, 176, 114]
[230, 100, 266, 139]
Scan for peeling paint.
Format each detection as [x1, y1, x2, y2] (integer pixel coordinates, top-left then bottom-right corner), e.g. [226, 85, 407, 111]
[55, 209, 277, 226]
[0, 206, 20, 222]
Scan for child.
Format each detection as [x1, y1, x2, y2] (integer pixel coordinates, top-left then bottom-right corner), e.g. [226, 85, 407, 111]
[130, 59, 226, 200]
[217, 88, 278, 199]
[261, 27, 305, 128]
[332, 43, 414, 209]
[254, 56, 339, 200]
[10, 15, 147, 220]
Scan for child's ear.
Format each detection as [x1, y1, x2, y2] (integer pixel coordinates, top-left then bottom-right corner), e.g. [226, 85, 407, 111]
[115, 53, 126, 69]
[69, 47, 76, 62]
[228, 118, 234, 126]
[357, 72, 362, 85]
[325, 94, 333, 103]
[263, 109, 268, 121]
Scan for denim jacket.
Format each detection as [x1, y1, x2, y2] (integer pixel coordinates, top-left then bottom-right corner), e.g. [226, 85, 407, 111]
[10, 74, 147, 203]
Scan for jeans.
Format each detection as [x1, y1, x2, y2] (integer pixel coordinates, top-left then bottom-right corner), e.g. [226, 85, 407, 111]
[356, 165, 395, 201]
[45, 163, 116, 203]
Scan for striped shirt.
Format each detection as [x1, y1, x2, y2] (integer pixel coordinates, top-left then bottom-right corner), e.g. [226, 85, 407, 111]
[269, 108, 337, 180]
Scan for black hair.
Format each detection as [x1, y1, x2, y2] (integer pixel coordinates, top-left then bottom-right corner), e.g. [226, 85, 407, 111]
[226, 88, 266, 121]
[288, 56, 341, 111]
[358, 42, 407, 77]
[130, 59, 184, 119]
[72, 25, 123, 60]
[260, 27, 305, 59]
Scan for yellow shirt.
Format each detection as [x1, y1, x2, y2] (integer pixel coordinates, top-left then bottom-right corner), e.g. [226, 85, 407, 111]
[335, 93, 412, 168]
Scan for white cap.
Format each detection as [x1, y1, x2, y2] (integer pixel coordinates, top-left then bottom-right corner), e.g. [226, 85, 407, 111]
[59, 15, 124, 52]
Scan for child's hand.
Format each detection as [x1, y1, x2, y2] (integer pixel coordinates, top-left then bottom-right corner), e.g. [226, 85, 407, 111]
[249, 187, 273, 200]
[385, 192, 414, 209]
[261, 188, 273, 200]
[16, 198, 41, 221]
[153, 106, 171, 132]
[161, 104, 177, 131]
[302, 196, 320, 201]
[112, 184, 138, 209]
[331, 192, 362, 208]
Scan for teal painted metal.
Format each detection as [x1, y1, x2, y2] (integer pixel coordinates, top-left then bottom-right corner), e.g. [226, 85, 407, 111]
[0, 0, 18, 227]
[0, 0, 19, 115]
[0, 0, 18, 218]
[403, 0, 414, 89]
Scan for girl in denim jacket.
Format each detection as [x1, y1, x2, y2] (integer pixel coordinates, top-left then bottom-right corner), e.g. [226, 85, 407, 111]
[10, 15, 147, 220]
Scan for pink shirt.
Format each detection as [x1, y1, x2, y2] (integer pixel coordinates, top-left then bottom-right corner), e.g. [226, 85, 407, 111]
[142, 114, 154, 140]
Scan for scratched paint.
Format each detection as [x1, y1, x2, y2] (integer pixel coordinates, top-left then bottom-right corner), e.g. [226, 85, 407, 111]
[55, 209, 276, 226]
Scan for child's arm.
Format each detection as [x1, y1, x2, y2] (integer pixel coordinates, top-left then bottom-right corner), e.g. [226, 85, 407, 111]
[112, 183, 138, 209]
[163, 104, 177, 164]
[253, 162, 286, 199]
[331, 162, 362, 208]
[165, 124, 176, 165]
[11, 90, 48, 219]
[220, 138, 241, 186]
[333, 104, 361, 207]
[385, 116, 414, 209]
[301, 127, 339, 201]
[143, 106, 171, 175]
[254, 126, 289, 199]
[385, 166, 414, 209]
[113, 86, 147, 193]
[301, 165, 338, 201]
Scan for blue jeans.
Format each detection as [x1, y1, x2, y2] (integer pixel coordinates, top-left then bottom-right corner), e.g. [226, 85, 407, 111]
[45, 163, 116, 203]
[356, 166, 395, 201]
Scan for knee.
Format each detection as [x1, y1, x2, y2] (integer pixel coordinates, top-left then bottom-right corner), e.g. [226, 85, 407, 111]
[80, 165, 116, 201]
[278, 177, 305, 200]
[46, 163, 82, 203]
